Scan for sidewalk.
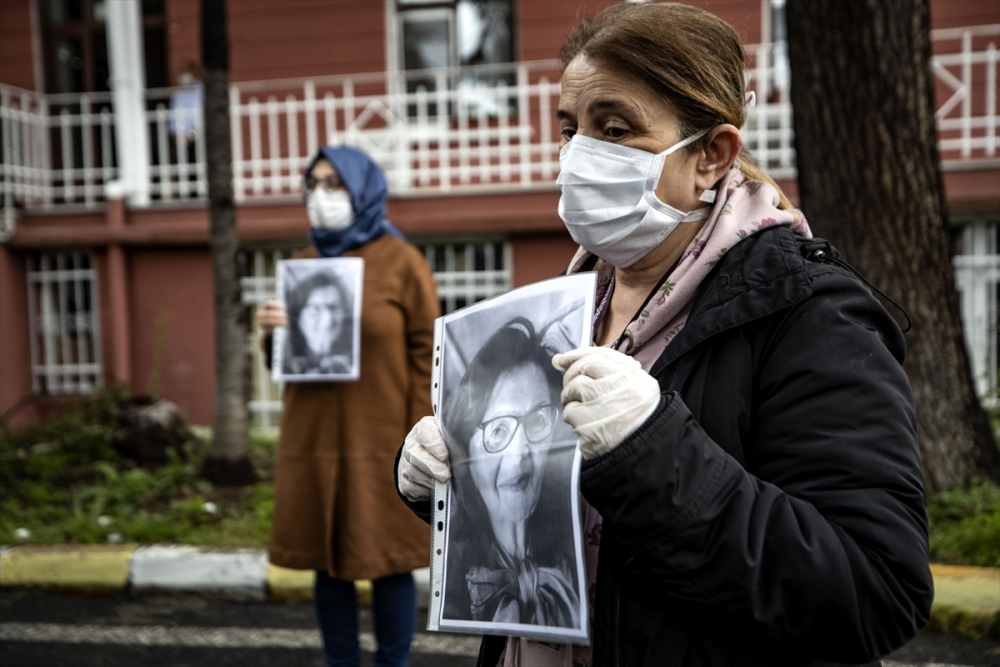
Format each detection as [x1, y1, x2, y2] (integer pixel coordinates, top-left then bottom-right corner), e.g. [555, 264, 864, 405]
[1, 545, 997, 640]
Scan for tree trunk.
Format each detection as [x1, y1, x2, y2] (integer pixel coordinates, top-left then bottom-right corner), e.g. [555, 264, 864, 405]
[201, 0, 254, 485]
[785, 0, 1000, 493]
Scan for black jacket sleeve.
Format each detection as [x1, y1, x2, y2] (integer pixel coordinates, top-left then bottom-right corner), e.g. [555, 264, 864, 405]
[579, 270, 933, 663]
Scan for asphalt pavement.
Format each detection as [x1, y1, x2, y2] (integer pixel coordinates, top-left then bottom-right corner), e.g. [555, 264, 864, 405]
[2, 590, 999, 667]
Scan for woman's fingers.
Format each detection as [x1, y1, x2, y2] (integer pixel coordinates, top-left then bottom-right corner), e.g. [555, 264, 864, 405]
[399, 417, 451, 502]
[556, 346, 640, 385]
[255, 300, 288, 333]
[404, 416, 450, 481]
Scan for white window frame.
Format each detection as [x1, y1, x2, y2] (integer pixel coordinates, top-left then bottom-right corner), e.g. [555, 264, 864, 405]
[418, 239, 512, 314]
[26, 250, 104, 395]
[953, 215, 1000, 407]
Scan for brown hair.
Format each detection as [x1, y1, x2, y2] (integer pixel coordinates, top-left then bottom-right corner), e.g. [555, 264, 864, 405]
[561, 2, 793, 209]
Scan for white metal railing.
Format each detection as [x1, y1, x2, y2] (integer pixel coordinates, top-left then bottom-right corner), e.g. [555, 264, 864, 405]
[931, 25, 999, 164]
[26, 251, 103, 395]
[238, 241, 513, 426]
[1, 28, 996, 227]
[227, 60, 564, 200]
[954, 220, 1000, 406]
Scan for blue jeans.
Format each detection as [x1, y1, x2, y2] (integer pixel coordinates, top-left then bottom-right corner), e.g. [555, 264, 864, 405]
[313, 570, 417, 667]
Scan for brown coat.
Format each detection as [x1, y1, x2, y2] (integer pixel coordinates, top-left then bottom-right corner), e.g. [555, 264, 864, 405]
[267, 234, 439, 580]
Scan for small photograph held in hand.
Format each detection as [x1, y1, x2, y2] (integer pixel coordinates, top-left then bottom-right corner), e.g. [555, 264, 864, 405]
[431, 273, 595, 644]
[272, 257, 363, 382]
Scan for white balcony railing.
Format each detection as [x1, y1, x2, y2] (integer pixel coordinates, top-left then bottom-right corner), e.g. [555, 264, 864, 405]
[1, 27, 997, 233]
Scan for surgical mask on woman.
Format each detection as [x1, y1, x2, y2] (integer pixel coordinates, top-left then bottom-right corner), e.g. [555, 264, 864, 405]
[557, 130, 716, 267]
[307, 189, 354, 231]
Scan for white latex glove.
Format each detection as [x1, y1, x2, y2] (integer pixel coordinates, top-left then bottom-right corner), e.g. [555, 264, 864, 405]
[398, 416, 451, 502]
[552, 346, 661, 460]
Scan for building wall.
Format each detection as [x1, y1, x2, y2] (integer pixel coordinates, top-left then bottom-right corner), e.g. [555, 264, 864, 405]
[0, 246, 33, 421]
[0, 0, 36, 90]
[2, 0, 997, 427]
[930, 0, 1000, 29]
[127, 249, 216, 425]
[511, 232, 580, 287]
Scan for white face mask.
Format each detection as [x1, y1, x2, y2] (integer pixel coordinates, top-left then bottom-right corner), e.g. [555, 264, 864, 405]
[307, 189, 354, 231]
[557, 131, 716, 268]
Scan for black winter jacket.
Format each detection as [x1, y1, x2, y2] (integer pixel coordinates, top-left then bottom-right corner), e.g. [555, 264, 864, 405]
[398, 227, 933, 667]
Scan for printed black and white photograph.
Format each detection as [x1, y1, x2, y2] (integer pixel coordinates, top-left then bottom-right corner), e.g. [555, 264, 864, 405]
[431, 274, 595, 644]
[272, 257, 364, 382]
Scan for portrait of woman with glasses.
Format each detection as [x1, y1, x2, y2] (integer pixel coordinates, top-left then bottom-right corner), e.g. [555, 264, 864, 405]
[282, 266, 354, 377]
[440, 317, 582, 630]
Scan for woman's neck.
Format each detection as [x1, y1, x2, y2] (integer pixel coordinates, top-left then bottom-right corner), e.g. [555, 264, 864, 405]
[615, 216, 708, 292]
[490, 517, 528, 560]
[595, 218, 708, 347]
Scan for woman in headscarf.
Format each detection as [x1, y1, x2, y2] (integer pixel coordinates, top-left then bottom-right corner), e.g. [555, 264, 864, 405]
[395, 3, 931, 666]
[256, 145, 440, 667]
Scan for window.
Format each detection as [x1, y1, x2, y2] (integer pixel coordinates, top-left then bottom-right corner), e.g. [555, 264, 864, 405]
[241, 247, 297, 429]
[952, 217, 1000, 406]
[40, 0, 168, 94]
[395, 0, 515, 117]
[762, 0, 790, 101]
[26, 251, 103, 395]
[419, 240, 512, 314]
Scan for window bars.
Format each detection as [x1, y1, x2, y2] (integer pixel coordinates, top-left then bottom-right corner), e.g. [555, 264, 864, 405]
[26, 251, 103, 395]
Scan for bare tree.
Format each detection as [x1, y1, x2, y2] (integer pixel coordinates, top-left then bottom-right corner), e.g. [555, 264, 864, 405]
[201, 0, 255, 485]
[786, 0, 1000, 492]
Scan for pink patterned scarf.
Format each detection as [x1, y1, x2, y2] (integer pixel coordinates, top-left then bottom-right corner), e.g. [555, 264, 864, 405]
[569, 165, 812, 372]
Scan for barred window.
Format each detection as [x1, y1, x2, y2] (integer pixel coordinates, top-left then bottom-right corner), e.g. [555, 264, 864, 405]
[419, 240, 511, 314]
[26, 251, 103, 394]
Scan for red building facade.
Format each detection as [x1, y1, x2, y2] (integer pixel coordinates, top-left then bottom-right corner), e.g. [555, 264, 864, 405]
[1, 0, 997, 426]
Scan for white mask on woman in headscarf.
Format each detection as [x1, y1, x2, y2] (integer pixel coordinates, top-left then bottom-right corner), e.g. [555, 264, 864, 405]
[307, 189, 354, 231]
[557, 130, 717, 268]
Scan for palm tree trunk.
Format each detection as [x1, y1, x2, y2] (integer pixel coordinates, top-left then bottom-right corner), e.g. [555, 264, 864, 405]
[201, 0, 254, 485]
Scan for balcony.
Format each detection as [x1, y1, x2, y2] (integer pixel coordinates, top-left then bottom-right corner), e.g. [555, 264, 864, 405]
[0, 26, 997, 238]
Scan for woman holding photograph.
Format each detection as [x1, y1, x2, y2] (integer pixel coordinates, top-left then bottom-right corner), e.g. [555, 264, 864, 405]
[283, 269, 353, 376]
[396, 3, 932, 667]
[257, 145, 439, 667]
[441, 319, 580, 629]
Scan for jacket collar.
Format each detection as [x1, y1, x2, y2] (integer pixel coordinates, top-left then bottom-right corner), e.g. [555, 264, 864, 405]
[650, 227, 832, 377]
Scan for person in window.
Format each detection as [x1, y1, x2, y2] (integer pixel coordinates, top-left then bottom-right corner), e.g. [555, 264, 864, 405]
[440, 319, 580, 629]
[256, 146, 439, 667]
[395, 3, 932, 666]
[283, 269, 353, 376]
[169, 60, 203, 196]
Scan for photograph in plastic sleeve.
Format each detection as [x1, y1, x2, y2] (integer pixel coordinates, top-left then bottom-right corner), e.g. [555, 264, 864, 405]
[272, 257, 363, 383]
[435, 274, 595, 643]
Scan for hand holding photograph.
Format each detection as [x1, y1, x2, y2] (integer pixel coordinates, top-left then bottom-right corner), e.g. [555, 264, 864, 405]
[272, 257, 364, 382]
[428, 273, 596, 644]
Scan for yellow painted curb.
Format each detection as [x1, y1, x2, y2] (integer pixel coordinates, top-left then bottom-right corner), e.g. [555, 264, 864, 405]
[356, 579, 372, 606]
[0, 545, 136, 592]
[267, 565, 315, 602]
[265, 565, 372, 605]
[930, 563, 1000, 614]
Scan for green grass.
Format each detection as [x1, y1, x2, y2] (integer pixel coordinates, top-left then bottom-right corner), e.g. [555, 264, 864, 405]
[3, 390, 1000, 569]
[927, 477, 1000, 568]
[0, 389, 276, 548]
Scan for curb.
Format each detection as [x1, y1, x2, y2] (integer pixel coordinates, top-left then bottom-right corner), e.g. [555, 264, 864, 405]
[1, 546, 996, 638]
[0, 545, 431, 608]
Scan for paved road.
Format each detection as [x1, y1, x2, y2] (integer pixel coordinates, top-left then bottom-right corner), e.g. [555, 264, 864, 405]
[1, 590, 997, 667]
